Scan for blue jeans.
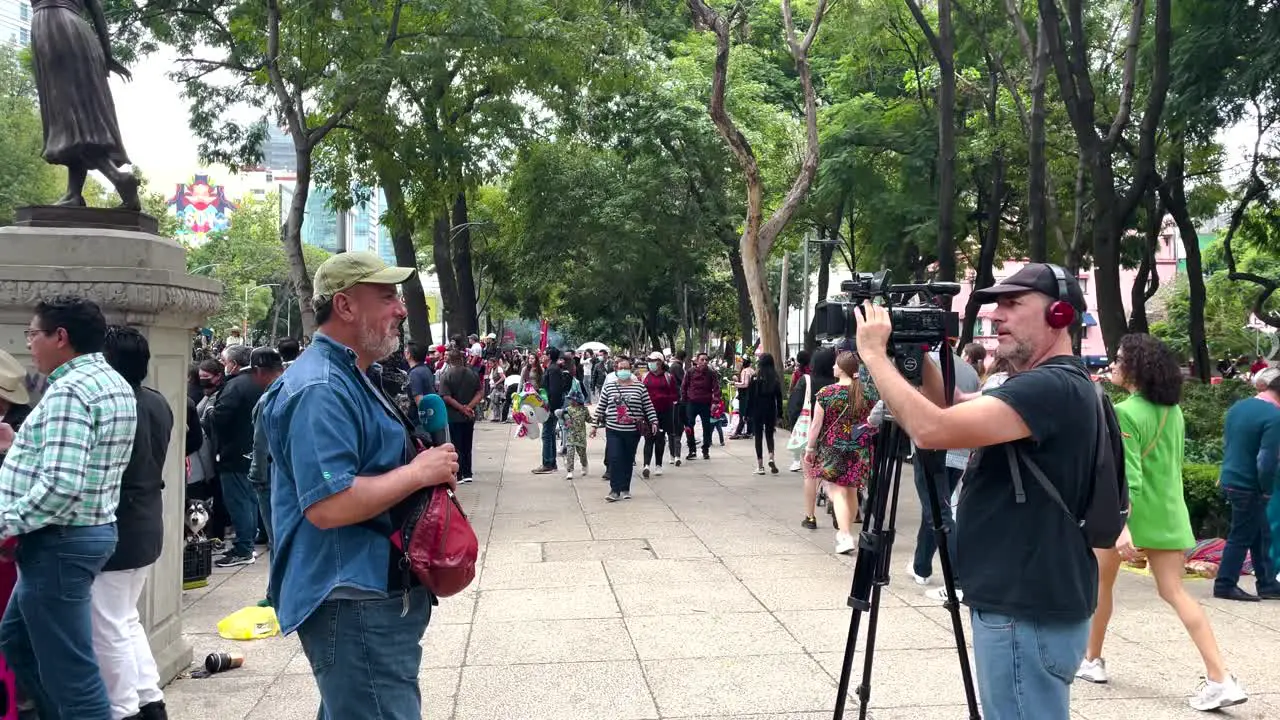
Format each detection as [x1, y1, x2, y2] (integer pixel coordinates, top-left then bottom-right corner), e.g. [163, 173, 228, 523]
[607, 430, 641, 493]
[970, 608, 1088, 720]
[221, 470, 259, 556]
[1270, 492, 1280, 580]
[1, 523, 117, 720]
[297, 587, 433, 720]
[912, 457, 961, 584]
[1215, 486, 1280, 594]
[541, 418, 558, 469]
[253, 481, 274, 549]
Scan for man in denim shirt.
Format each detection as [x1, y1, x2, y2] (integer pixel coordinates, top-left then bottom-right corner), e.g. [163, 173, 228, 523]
[262, 252, 458, 720]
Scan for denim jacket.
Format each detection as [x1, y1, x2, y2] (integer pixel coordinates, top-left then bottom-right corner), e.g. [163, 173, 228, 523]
[263, 334, 411, 634]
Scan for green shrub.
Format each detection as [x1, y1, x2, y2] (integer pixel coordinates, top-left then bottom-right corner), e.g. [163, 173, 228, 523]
[1182, 463, 1230, 539]
[1180, 379, 1254, 447]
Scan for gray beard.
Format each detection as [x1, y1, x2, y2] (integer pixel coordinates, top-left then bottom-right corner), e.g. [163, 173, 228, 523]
[359, 323, 399, 360]
[996, 339, 1034, 370]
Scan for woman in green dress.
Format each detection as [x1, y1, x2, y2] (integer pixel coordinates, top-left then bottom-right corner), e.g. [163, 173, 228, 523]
[1077, 334, 1246, 711]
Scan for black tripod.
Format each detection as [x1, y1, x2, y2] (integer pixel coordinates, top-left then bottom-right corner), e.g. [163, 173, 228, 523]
[831, 413, 980, 720]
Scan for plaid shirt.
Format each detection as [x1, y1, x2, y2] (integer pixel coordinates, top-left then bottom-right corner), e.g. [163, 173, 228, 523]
[0, 353, 137, 537]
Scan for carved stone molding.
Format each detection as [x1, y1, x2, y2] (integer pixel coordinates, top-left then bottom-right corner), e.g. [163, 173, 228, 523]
[0, 280, 221, 324]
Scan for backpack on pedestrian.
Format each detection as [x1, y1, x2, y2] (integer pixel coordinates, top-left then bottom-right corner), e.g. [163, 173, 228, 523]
[1005, 367, 1130, 549]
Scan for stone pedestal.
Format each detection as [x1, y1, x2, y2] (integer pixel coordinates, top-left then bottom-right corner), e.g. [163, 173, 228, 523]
[0, 223, 221, 684]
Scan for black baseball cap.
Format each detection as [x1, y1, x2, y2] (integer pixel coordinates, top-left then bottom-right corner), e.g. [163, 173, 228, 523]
[971, 263, 1087, 312]
[250, 347, 284, 370]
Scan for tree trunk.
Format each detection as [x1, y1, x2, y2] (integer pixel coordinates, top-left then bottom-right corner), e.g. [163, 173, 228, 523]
[777, 252, 790, 356]
[284, 149, 317, 332]
[806, 240, 835, 351]
[1027, 17, 1049, 262]
[936, 0, 956, 284]
[451, 192, 479, 337]
[688, 0, 827, 364]
[1158, 136, 1210, 381]
[379, 170, 432, 345]
[269, 290, 284, 343]
[1128, 188, 1161, 334]
[728, 246, 754, 348]
[962, 92, 1004, 347]
[432, 208, 462, 341]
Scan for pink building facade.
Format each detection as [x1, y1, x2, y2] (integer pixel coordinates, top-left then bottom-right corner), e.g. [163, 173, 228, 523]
[948, 228, 1182, 364]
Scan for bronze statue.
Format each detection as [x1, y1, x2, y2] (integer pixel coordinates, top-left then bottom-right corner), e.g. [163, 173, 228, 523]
[30, 0, 140, 211]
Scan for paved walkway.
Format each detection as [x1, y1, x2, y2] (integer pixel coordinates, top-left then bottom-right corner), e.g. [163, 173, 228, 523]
[166, 422, 1280, 719]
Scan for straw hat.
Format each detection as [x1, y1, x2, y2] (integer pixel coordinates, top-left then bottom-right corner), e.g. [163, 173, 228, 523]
[0, 351, 30, 406]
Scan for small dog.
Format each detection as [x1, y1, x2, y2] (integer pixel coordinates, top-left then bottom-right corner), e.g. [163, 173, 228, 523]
[185, 498, 213, 543]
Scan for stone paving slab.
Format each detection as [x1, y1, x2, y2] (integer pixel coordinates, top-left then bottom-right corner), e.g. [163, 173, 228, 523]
[165, 421, 1280, 719]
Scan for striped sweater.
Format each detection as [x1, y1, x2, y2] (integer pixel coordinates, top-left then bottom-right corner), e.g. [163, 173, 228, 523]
[593, 381, 659, 432]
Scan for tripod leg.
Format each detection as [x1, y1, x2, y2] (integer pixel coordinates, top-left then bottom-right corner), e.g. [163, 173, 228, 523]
[833, 421, 903, 720]
[920, 457, 982, 719]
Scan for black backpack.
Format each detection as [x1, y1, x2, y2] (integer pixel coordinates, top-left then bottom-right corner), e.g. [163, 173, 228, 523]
[1005, 365, 1129, 549]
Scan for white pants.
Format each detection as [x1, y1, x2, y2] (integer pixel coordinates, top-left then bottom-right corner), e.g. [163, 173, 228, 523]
[90, 567, 163, 720]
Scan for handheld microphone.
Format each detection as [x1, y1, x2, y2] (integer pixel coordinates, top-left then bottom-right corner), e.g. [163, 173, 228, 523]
[418, 394, 450, 446]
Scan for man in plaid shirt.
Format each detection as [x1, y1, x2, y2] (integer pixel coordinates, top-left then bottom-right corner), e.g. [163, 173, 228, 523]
[0, 296, 137, 719]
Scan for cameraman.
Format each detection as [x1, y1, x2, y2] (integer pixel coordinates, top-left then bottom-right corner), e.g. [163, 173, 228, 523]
[854, 264, 1096, 720]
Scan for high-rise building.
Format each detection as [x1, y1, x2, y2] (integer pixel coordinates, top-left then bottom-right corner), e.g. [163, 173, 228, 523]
[254, 125, 394, 264]
[1, 0, 32, 47]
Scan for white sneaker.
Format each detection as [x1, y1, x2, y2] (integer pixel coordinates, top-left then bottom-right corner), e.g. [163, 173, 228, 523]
[925, 586, 963, 603]
[1076, 657, 1109, 684]
[905, 562, 930, 586]
[835, 533, 855, 555]
[754, 466, 766, 475]
[1190, 674, 1248, 711]
[654, 466, 663, 476]
[458, 477, 474, 484]
[566, 472, 574, 480]
[789, 460, 802, 472]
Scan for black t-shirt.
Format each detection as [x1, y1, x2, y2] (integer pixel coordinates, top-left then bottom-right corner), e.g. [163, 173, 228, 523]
[957, 356, 1099, 621]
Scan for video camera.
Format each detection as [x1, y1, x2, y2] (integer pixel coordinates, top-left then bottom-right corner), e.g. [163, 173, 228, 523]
[812, 270, 961, 384]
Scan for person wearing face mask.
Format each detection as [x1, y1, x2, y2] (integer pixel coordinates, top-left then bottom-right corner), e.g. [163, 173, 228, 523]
[592, 359, 658, 502]
[190, 358, 230, 544]
[203, 344, 264, 568]
[641, 352, 679, 478]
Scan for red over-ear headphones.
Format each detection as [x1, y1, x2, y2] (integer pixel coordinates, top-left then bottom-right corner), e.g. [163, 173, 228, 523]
[1045, 264, 1076, 329]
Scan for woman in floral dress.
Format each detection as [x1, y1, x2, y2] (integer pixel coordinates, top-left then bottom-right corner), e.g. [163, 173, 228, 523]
[803, 349, 877, 554]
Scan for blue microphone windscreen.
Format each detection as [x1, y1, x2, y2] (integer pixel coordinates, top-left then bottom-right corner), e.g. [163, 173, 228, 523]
[418, 394, 449, 433]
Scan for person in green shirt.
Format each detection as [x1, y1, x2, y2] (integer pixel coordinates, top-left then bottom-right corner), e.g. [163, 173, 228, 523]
[1077, 334, 1247, 711]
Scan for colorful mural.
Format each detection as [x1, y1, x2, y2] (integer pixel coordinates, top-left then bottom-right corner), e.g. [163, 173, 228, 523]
[168, 174, 237, 242]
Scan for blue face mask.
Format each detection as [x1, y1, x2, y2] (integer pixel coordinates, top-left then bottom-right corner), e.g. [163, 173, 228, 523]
[648, 362, 659, 372]
[616, 369, 633, 381]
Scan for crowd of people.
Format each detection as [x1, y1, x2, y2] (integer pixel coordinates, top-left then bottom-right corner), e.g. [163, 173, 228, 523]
[2, 253, 1279, 720]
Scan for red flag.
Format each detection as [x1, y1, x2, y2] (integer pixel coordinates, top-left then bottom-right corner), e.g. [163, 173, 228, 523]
[538, 319, 549, 352]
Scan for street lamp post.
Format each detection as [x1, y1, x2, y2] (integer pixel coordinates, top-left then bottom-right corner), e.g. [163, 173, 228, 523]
[244, 283, 280, 340]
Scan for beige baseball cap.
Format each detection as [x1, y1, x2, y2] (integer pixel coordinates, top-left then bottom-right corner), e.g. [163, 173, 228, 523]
[313, 252, 415, 304]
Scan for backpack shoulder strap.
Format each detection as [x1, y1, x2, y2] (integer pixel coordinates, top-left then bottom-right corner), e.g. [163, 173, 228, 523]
[1006, 444, 1082, 527]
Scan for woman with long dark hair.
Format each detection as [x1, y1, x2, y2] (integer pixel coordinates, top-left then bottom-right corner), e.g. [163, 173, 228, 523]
[797, 347, 838, 529]
[1077, 334, 1246, 710]
[803, 350, 876, 553]
[751, 353, 784, 475]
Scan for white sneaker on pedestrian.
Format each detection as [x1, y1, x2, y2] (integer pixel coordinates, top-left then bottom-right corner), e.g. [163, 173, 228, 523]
[754, 466, 765, 475]
[1190, 674, 1248, 711]
[458, 477, 474, 484]
[789, 460, 802, 472]
[905, 562, 930, 586]
[925, 586, 963, 603]
[1076, 657, 1109, 684]
[834, 532, 855, 555]
[654, 465, 663, 476]
[566, 472, 574, 480]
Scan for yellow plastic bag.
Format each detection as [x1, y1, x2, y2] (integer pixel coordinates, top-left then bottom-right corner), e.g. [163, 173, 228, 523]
[216, 606, 280, 640]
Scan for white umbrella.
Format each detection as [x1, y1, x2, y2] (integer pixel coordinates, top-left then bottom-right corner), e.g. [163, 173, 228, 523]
[577, 341, 610, 353]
